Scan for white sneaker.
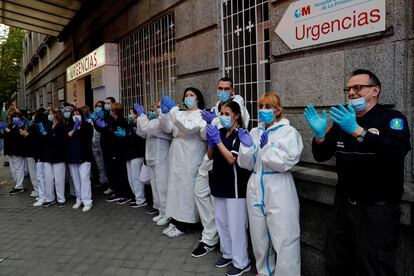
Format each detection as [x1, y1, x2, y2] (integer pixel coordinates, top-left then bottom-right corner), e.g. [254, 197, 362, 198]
[103, 188, 113, 195]
[82, 204, 92, 212]
[166, 227, 185, 238]
[30, 191, 38, 198]
[152, 215, 162, 222]
[156, 217, 171, 226]
[72, 201, 82, 209]
[33, 200, 43, 207]
[162, 223, 176, 235]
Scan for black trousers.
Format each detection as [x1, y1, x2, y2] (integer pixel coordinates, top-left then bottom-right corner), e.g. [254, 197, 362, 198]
[326, 195, 401, 276]
[105, 156, 133, 199]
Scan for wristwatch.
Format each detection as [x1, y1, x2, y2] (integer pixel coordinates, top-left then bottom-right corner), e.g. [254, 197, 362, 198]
[356, 129, 367, 142]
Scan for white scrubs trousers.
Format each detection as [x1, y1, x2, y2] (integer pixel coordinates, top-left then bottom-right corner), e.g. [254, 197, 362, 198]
[69, 162, 92, 206]
[26, 157, 37, 193]
[44, 162, 66, 203]
[215, 197, 249, 269]
[126, 158, 146, 204]
[9, 155, 25, 189]
[36, 161, 46, 202]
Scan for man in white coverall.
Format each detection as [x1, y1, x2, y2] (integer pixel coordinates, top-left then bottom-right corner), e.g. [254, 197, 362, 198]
[191, 77, 250, 257]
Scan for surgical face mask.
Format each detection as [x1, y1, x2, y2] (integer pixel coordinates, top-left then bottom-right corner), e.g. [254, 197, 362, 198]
[149, 111, 156, 120]
[157, 108, 162, 114]
[184, 97, 197, 109]
[349, 97, 368, 112]
[127, 114, 134, 123]
[95, 106, 102, 113]
[217, 90, 231, 103]
[259, 109, 275, 124]
[72, 115, 81, 122]
[64, 112, 71, 119]
[104, 103, 111, 111]
[12, 118, 21, 126]
[48, 114, 53, 122]
[219, 115, 233, 129]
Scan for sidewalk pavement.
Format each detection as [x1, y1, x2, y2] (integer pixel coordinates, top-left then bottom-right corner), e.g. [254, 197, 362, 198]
[0, 159, 256, 276]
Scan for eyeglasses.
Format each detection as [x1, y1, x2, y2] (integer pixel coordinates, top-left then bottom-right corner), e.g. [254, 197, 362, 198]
[343, 84, 375, 94]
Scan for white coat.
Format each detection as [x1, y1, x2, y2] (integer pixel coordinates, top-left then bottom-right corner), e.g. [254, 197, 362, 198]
[238, 118, 303, 276]
[160, 106, 207, 223]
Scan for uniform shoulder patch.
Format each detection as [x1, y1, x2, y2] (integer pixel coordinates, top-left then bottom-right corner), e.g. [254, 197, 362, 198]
[390, 118, 404, 130]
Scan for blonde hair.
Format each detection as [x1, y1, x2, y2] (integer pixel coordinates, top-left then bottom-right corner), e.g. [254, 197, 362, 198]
[258, 92, 283, 119]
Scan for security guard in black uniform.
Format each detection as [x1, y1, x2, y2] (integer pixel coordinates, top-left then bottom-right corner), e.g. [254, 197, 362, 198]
[304, 69, 411, 276]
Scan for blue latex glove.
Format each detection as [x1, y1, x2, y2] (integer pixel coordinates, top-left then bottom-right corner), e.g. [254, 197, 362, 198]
[96, 109, 104, 120]
[95, 119, 106, 128]
[161, 96, 175, 114]
[39, 122, 47, 136]
[0, 121, 7, 130]
[304, 104, 327, 138]
[134, 103, 145, 116]
[206, 124, 221, 147]
[201, 110, 217, 124]
[88, 112, 96, 121]
[260, 131, 269, 148]
[72, 118, 81, 132]
[238, 129, 253, 147]
[330, 104, 358, 134]
[114, 127, 126, 137]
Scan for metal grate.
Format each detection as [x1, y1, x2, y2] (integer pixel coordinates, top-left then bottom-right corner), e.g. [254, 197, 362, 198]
[119, 13, 176, 113]
[221, 0, 270, 127]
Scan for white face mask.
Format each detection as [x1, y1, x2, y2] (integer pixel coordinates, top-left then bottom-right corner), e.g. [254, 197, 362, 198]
[72, 115, 82, 122]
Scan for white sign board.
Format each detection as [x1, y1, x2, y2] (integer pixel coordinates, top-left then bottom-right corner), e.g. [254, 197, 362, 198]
[275, 0, 386, 49]
[66, 43, 118, 82]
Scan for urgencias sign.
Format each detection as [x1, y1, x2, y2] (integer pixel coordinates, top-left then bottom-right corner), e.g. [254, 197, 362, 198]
[275, 0, 386, 49]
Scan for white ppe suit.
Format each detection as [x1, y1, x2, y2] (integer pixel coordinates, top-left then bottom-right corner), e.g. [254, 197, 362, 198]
[136, 114, 172, 218]
[195, 95, 250, 246]
[238, 119, 303, 276]
[160, 106, 207, 223]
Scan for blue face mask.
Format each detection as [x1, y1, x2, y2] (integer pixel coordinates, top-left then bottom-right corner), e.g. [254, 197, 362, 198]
[48, 114, 53, 122]
[184, 97, 197, 109]
[63, 112, 71, 119]
[149, 111, 156, 120]
[104, 104, 111, 111]
[95, 107, 102, 113]
[219, 115, 233, 129]
[127, 114, 134, 123]
[12, 118, 21, 126]
[349, 97, 368, 112]
[217, 90, 231, 103]
[259, 109, 275, 124]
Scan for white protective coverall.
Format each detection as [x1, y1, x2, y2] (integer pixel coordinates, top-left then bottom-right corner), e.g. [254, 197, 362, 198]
[195, 95, 250, 246]
[238, 118, 303, 276]
[136, 114, 172, 218]
[91, 129, 108, 185]
[160, 106, 207, 223]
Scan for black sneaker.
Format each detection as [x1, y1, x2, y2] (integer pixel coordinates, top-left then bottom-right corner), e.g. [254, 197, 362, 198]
[9, 188, 27, 195]
[191, 242, 217, 258]
[3, 161, 9, 167]
[225, 264, 251, 276]
[116, 198, 132, 205]
[57, 202, 65, 208]
[130, 201, 148, 208]
[215, 257, 233, 268]
[146, 207, 159, 215]
[106, 194, 122, 202]
[42, 200, 57, 208]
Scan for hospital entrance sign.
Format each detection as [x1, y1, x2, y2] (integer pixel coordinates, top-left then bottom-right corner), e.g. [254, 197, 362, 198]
[275, 0, 386, 49]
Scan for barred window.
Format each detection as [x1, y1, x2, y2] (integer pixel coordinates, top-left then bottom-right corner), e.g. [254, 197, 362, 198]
[119, 13, 176, 112]
[221, 0, 270, 127]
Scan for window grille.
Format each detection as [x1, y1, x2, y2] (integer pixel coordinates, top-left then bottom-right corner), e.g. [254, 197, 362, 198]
[221, 0, 270, 127]
[119, 13, 176, 112]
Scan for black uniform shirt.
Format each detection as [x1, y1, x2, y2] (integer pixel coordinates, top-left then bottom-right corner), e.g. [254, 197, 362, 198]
[312, 104, 411, 201]
[125, 123, 146, 161]
[209, 128, 251, 198]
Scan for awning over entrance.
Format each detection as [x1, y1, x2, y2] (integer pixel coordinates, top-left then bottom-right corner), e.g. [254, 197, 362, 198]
[0, 0, 83, 36]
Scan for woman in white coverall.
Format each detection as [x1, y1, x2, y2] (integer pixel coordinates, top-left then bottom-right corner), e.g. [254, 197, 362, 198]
[237, 92, 303, 276]
[159, 87, 207, 238]
[135, 100, 172, 225]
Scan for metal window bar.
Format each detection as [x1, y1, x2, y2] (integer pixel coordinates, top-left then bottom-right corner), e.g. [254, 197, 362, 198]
[221, 0, 270, 128]
[119, 13, 176, 113]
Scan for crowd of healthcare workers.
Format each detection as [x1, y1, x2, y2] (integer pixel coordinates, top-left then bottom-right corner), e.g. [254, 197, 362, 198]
[2, 69, 408, 276]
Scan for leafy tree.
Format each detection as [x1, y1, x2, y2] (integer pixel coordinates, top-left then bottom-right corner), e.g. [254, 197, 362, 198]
[0, 27, 24, 105]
